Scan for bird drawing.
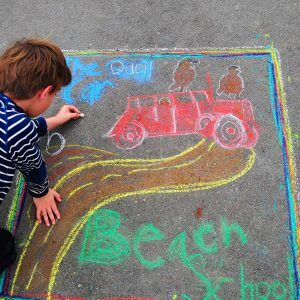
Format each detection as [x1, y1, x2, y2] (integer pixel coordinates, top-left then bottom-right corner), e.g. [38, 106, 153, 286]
[169, 58, 198, 92]
[217, 65, 244, 99]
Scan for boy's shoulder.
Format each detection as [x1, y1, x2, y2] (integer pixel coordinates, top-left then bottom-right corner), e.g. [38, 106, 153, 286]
[0, 95, 28, 124]
[0, 93, 47, 140]
[0, 97, 38, 142]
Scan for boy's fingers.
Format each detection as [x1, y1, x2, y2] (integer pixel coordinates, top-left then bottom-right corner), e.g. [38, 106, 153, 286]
[68, 105, 81, 114]
[72, 106, 81, 113]
[42, 209, 50, 227]
[71, 113, 80, 119]
[46, 208, 56, 225]
[36, 209, 42, 224]
[51, 204, 61, 220]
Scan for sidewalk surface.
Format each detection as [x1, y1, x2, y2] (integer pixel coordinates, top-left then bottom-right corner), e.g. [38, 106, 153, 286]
[0, 1, 299, 299]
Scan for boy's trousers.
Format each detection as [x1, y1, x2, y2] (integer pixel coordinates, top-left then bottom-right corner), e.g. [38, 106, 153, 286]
[0, 228, 17, 274]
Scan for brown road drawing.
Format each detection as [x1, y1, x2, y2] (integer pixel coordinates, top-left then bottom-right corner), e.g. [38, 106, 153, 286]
[10, 140, 255, 297]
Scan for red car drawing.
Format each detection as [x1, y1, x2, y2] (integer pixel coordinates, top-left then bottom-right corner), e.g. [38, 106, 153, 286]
[105, 74, 259, 150]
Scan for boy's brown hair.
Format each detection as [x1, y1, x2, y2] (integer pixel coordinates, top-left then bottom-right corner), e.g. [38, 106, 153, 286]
[0, 38, 71, 99]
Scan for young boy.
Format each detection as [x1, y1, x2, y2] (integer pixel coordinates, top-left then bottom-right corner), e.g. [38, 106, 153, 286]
[0, 38, 81, 272]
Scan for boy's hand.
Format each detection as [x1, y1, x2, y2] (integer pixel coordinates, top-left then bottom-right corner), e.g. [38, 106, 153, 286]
[33, 189, 62, 226]
[46, 105, 82, 131]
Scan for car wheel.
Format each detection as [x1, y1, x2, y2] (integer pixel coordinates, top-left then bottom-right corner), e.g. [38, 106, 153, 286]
[115, 122, 146, 149]
[213, 115, 246, 149]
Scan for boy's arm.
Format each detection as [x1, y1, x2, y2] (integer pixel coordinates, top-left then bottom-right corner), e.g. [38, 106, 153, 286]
[32, 105, 81, 133]
[9, 118, 49, 197]
[9, 117, 60, 225]
[46, 105, 81, 131]
[20, 159, 61, 226]
[18, 158, 62, 226]
[31, 116, 48, 137]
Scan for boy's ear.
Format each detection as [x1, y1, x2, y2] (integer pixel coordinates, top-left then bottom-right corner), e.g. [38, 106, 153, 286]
[39, 85, 53, 99]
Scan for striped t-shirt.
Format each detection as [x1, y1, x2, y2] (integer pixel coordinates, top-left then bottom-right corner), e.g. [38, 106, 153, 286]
[0, 92, 49, 203]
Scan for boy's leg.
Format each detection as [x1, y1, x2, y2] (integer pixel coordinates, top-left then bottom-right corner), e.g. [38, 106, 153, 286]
[0, 228, 17, 274]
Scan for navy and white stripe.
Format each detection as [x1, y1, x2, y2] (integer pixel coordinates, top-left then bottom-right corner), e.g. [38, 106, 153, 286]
[0, 92, 49, 202]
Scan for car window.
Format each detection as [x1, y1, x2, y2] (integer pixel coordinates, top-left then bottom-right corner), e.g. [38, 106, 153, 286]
[193, 92, 208, 102]
[139, 97, 154, 107]
[176, 94, 192, 103]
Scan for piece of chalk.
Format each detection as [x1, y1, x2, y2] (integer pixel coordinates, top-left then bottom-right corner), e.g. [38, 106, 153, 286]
[79, 113, 84, 117]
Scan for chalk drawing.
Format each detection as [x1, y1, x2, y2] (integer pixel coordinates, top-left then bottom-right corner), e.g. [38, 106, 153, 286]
[292, 133, 300, 140]
[173, 256, 295, 300]
[169, 58, 198, 92]
[217, 65, 244, 99]
[79, 208, 293, 299]
[105, 58, 153, 83]
[3, 47, 298, 299]
[61, 57, 115, 105]
[105, 74, 259, 150]
[61, 57, 153, 105]
[46, 132, 66, 156]
[79, 209, 130, 265]
[195, 207, 203, 219]
[240, 259, 295, 299]
[80, 209, 247, 267]
[10, 140, 256, 298]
